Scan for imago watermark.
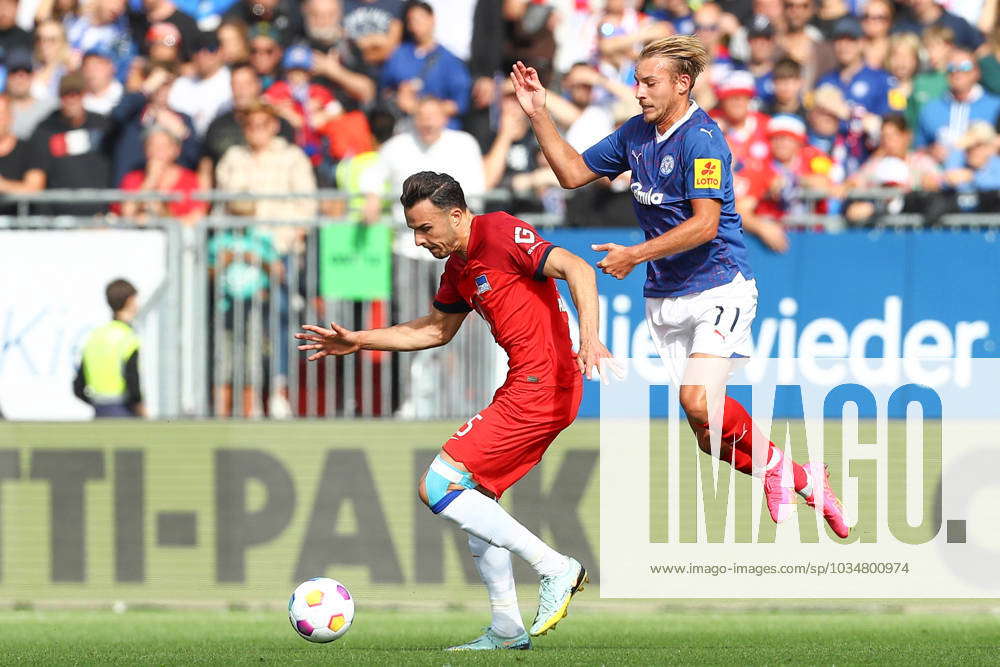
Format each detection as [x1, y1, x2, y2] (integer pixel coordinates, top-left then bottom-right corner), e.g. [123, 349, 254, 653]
[598, 357, 1000, 597]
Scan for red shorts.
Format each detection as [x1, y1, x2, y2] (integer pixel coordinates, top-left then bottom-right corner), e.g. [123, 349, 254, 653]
[442, 375, 583, 498]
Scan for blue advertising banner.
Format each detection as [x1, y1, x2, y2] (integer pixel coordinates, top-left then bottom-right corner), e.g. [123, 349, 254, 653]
[545, 229, 1000, 417]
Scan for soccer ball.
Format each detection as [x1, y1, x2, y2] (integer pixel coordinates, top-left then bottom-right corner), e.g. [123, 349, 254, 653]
[288, 577, 355, 643]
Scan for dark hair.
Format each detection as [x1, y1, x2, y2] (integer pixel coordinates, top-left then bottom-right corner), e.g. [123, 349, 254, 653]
[229, 60, 255, 76]
[881, 113, 909, 133]
[404, 0, 434, 15]
[106, 279, 137, 312]
[400, 171, 467, 211]
[772, 57, 802, 79]
[368, 109, 396, 144]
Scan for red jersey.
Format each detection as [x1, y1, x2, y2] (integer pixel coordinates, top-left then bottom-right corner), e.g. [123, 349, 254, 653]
[433, 212, 577, 388]
[709, 109, 771, 167]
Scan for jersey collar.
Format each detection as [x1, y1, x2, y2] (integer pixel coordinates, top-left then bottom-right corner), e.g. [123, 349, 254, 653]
[655, 100, 699, 143]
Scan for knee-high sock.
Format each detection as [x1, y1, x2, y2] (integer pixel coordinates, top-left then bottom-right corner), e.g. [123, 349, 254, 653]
[438, 489, 568, 577]
[468, 535, 524, 637]
[703, 396, 809, 493]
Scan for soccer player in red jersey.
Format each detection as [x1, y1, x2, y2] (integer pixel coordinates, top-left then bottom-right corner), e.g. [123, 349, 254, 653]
[295, 171, 612, 651]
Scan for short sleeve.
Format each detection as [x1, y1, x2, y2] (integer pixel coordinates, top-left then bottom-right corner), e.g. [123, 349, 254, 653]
[682, 126, 730, 201]
[482, 215, 557, 280]
[582, 121, 630, 178]
[433, 263, 472, 313]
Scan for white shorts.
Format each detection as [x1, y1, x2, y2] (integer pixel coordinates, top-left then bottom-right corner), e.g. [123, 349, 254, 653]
[645, 273, 758, 386]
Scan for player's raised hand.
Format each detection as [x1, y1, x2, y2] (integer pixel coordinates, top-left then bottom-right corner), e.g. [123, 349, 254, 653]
[295, 322, 362, 361]
[510, 61, 546, 119]
[592, 243, 638, 280]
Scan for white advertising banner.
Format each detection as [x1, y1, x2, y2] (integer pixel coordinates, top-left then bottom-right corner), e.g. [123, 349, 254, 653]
[0, 230, 167, 420]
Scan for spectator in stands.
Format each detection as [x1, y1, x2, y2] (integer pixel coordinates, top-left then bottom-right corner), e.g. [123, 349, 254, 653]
[979, 23, 1000, 95]
[342, 0, 403, 67]
[904, 24, 952, 131]
[224, 0, 303, 46]
[364, 95, 483, 223]
[116, 124, 208, 224]
[805, 83, 849, 177]
[215, 101, 317, 223]
[0, 93, 45, 214]
[504, 0, 560, 88]
[812, 0, 849, 34]
[711, 70, 772, 166]
[108, 60, 198, 188]
[302, 0, 377, 108]
[943, 122, 1000, 196]
[483, 90, 535, 192]
[0, 0, 32, 58]
[542, 62, 633, 153]
[64, 0, 136, 82]
[5, 49, 55, 139]
[129, 0, 200, 61]
[842, 113, 942, 222]
[895, 0, 984, 52]
[82, 46, 123, 115]
[690, 1, 740, 107]
[776, 0, 835, 89]
[337, 108, 394, 223]
[265, 43, 343, 169]
[168, 31, 232, 136]
[817, 17, 891, 118]
[31, 19, 73, 102]
[29, 70, 112, 214]
[885, 32, 923, 127]
[248, 22, 284, 90]
[594, 0, 671, 88]
[217, 18, 250, 65]
[763, 57, 805, 117]
[73, 278, 144, 418]
[647, 0, 696, 36]
[758, 113, 836, 219]
[379, 1, 470, 128]
[746, 16, 777, 104]
[860, 0, 893, 71]
[462, 0, 503, 152]
[145, 22, 183, 65]
[916, 47, 1000, 160]
[200, 61, 295, 185]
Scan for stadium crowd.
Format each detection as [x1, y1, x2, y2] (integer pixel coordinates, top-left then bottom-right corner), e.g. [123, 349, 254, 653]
[0, 0, 997, 248]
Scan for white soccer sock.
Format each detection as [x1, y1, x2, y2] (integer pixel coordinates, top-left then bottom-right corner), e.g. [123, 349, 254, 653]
[468, 535, 524, 637]
[438, 489, 568, 577]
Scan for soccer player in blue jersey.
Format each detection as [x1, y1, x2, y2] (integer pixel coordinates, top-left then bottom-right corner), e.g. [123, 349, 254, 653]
[511, 35, 849, 537]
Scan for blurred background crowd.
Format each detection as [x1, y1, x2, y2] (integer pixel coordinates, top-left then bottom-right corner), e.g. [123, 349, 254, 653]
[0, 0, 997, 248]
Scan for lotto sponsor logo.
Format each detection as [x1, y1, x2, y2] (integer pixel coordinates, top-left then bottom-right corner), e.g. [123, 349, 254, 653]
[693, 158, 721, 189]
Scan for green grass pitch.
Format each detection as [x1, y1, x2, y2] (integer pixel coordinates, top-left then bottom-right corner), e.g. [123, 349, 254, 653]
[2, 609, 998, 665]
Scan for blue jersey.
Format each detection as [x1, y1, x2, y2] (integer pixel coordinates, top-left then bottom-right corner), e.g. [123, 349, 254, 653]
[816, 66, 891, 117]
[582, 103, 753, 298]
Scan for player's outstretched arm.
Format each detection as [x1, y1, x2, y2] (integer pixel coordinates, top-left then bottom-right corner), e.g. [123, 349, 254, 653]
[542, 247, 613, 380]
[295, 310, 468, 360]
[510, 61, 601, 190]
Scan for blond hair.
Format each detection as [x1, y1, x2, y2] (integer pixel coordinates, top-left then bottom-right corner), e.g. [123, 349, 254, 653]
[638, 36, 711, 93]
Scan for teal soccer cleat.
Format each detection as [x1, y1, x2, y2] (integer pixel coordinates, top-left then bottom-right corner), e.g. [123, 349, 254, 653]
[529, 557, 588, 636]
[445, 627, 532, 651]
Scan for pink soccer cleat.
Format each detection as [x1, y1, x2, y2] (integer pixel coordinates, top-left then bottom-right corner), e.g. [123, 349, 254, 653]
[803, 462, 850, 538]
[762, 455, 795, 523]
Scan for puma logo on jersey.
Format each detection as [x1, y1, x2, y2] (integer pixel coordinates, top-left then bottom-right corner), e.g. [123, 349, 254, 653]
[700, 128, 715, 137]
[630, 181, 664, 205]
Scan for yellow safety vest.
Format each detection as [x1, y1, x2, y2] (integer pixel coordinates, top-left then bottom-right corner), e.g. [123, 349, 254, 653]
[81, 320, 139, 402]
